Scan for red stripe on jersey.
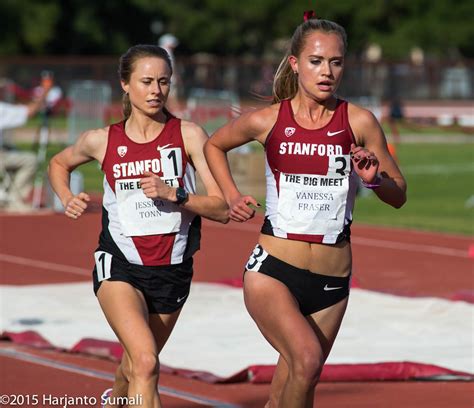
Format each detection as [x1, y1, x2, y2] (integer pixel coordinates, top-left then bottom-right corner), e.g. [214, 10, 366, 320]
[131, 235, 173, 265]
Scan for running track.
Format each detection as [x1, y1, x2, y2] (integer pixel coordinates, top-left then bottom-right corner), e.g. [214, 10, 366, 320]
[0, 211, 473, 407]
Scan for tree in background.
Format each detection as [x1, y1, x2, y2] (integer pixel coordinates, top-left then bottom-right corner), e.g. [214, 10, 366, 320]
[0, 0, 473, 59]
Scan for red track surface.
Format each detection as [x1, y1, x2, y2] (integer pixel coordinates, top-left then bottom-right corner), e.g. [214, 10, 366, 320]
[0, 211, 473, 407]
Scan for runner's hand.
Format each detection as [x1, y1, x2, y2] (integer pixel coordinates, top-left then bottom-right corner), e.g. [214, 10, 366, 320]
[350, 143, 379, 183]
[140, 171, 175, 201]
[228, 194, 260, 222]
[64, 192, 90, 219]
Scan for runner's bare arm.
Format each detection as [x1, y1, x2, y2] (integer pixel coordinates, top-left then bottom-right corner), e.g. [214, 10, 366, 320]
[48, 127, 108, 218]
[349, 104, 407, 208]
[177, 121, 230, 223]
[204, 105, 278, 221]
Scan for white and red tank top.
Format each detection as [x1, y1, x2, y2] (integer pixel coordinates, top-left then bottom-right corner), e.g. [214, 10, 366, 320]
[262, 99, 358, 244]
[99, 116, 200, 266]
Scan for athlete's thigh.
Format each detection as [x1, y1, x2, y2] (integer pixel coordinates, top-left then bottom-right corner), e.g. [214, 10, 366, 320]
[148, 310, 182, 354]
[306, 296, 349, 359]
[244, 271, 321, 360]
[97, 280, 157, 356]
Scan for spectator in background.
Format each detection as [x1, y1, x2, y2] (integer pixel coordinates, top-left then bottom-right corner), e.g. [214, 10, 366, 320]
[387, 96, 404, 146]
[158, 33, 181, 112]
[0, 77, 52, 210]
[380, 97, 405, 164]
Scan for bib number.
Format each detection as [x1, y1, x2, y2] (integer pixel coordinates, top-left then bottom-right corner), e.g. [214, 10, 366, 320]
[94, 251, 112, 282]
[276, 155, 350, 236]
[160, 148, 182, 179]
[245, 244, 268, 271]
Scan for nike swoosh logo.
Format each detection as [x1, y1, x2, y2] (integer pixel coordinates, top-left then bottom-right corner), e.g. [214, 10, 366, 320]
[157, 143, 173, 151]
[327, 129, 345, 137]
[176, 294, 188, 303]
[324, 284, 343, 291]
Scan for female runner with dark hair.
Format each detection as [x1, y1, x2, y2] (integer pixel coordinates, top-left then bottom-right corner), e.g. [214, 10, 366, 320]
[49, 44, 229, 408]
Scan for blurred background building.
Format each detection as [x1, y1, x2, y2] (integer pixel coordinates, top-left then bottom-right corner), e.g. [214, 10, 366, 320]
[0, 0, 472, 126]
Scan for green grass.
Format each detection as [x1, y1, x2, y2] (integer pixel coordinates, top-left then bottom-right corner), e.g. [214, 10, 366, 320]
[17, 141, 473, 235]
[17, 142, 104, 193]
[25, 115, 69, 130]
[354, 143, 474, 235]
[380, 122, 470, 136]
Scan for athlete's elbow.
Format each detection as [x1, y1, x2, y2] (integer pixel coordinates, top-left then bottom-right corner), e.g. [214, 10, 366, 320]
[206, 204, 230, 224]
[203, 138, 214, 159]
[218, 208, 231, 224]
[384, 179, 407, 209]
[395, 183, 407, 208]
[391, 192, 407, 209]
[48, 155, 67, 177]
[208, 213, 230, 224]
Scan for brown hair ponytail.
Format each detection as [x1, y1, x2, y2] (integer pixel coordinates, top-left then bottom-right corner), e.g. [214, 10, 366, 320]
[272, 54, 299, 104]
[271, 17, 347, 104]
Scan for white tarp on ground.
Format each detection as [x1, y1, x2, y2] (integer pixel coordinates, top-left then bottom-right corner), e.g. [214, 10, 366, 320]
[0, 282, 472, 378]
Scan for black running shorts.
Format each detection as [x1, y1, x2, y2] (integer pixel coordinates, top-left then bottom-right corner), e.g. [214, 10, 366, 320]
[245, 244, 350, 315]
[92, 252, 193, 314]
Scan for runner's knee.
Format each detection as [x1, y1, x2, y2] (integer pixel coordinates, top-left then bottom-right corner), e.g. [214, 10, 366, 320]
[288, 347, 323, 388]
[130, 351, 159, 380]
[118, 356, 131, 382]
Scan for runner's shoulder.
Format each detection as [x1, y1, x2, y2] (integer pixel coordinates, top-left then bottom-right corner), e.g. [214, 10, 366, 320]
[233, 103, 279, 141]
[78, 126, 109, 153]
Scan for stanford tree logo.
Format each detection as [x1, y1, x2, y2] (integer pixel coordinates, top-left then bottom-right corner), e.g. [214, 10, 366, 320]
[284, 127, 296, 137]
[117, 146, 127, 157]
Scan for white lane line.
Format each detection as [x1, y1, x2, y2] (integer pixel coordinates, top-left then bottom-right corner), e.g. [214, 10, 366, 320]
[215, 221, 470, 258]
[402, 163, 474, 175]
[0, 253, 90, 276]
[0, 347, 242, 408]
[0, 231, 469, 281]
[351, 237, 469, 258]
[1, 221, 471, 281]
[207, 222, 470, 259]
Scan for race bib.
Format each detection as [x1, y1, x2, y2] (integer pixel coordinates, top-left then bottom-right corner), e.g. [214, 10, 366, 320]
[276, 155, 350, 236]
[115, 177, 181, 237]
[94, 251, 112, 282]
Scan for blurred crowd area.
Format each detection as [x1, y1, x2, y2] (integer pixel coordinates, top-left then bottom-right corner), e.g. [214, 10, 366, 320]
[1, 56, 473, 100]
[1, 56, 473, 128]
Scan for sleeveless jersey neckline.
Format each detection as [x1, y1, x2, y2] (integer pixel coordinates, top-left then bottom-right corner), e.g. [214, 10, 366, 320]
[120, 115, 175, 146]
[285, 98, 343, 132]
